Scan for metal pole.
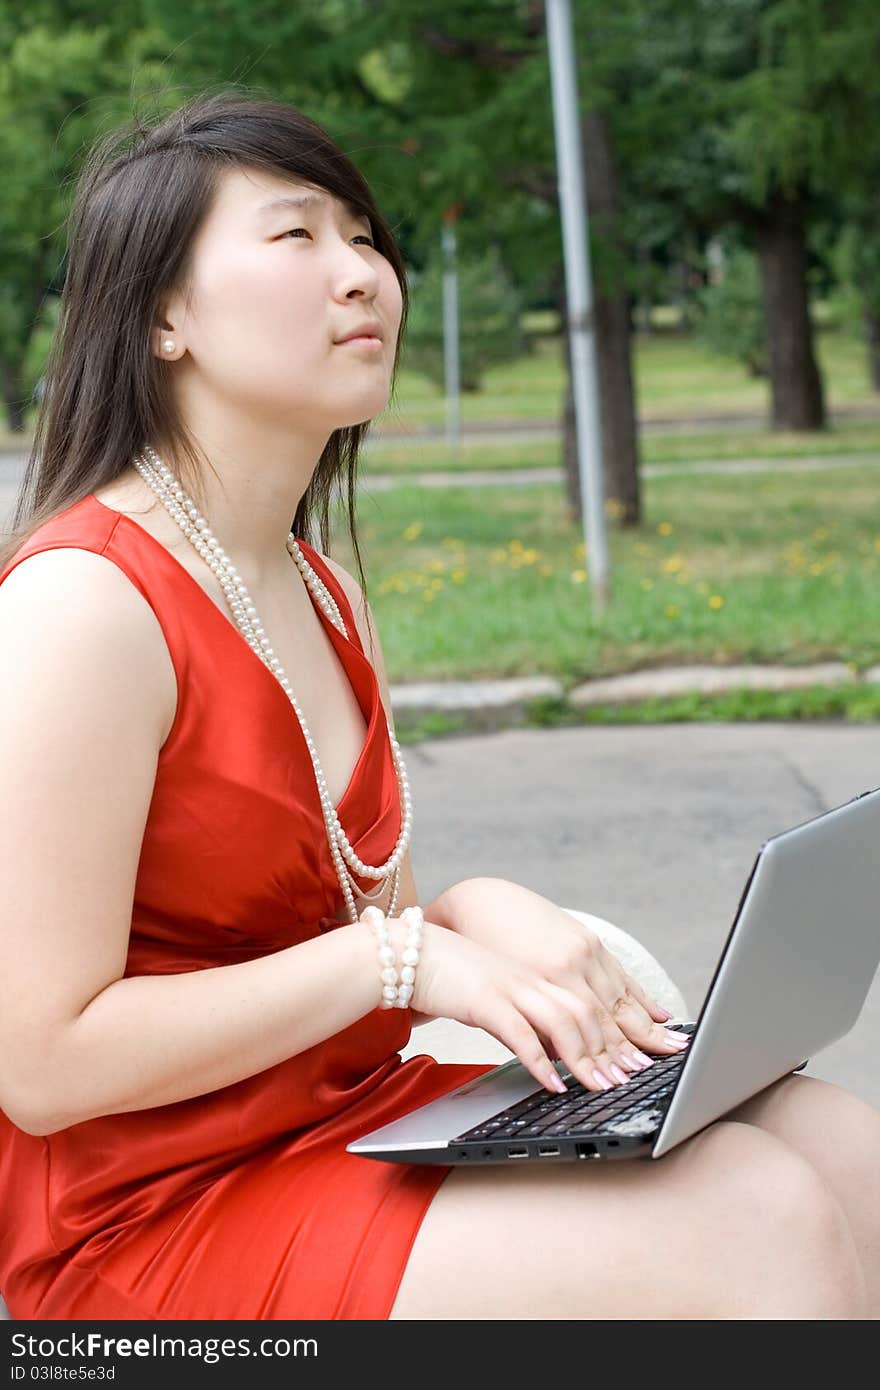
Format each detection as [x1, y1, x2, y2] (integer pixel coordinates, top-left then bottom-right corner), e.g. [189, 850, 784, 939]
[442, 207, 462, 456]
[545, 0, 611, 609]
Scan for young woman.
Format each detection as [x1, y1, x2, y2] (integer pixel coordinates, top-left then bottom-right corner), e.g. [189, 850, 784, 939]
[0, 91, 876, 1322]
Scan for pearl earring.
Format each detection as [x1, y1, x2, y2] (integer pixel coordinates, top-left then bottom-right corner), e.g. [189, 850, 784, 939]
[162, 339, 174, 353]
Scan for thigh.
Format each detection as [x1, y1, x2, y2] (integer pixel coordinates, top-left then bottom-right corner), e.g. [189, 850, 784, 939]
[726, 1073, 880, 1238]
[388, 1117, 859, 1320]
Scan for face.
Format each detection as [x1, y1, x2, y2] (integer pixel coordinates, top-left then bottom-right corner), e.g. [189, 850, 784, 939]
[159, 164, 403, 431]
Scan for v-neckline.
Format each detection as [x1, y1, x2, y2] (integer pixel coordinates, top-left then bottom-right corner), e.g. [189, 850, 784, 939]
[86, 492, 378, 816]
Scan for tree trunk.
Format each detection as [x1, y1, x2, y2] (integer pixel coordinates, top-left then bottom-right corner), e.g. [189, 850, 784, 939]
[559, 106, 641, 528]
[754, 190, 825, 430]
[865, 307, 880, 392]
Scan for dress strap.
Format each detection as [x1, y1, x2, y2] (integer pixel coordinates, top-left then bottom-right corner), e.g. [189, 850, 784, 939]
[297, 542, 368, 661]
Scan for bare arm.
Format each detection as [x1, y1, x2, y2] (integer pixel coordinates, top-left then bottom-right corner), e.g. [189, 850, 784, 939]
[0, 548, 460, 1136]
[45, 905, 448, 1135]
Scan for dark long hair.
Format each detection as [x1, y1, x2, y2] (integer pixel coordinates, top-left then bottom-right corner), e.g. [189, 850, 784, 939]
[0, 87, 410, 616]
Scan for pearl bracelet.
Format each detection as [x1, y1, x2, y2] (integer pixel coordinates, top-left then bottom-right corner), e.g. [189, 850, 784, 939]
[360, 904, 424, 1009]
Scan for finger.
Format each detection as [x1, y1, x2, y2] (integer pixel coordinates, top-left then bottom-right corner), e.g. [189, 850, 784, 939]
[489, 1002, 569, 1094]
[624, 971, 680, 1025]
[584, 957, 691, 1064]
[540, 974, 642, 1080]
[517, 982, 627, 1093]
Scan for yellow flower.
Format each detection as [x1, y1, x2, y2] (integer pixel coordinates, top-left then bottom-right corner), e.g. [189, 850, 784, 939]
[808, 561, 824, 575]
[490, 547, 509, 564]
[509, 538, 524, 552]
[402, 521, 423, 541]
[428, 558, 446, 572]
[572, 541, 586, 558]
[451, 568, 467, 583]
[664, 604, 679, 618]
[571, 569, 587, 584]
[604, 498, 626, 519]
[657, 521, 673, 536]
[663, 554, 685, 574]
[812, 526, 830, 542]
[873, 537, 880, 553]
[708, 595, 724, 609]
[639, 578, 654, 590]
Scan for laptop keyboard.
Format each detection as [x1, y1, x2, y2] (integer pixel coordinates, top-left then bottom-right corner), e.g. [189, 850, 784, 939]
[453, 1025, 696, 1143]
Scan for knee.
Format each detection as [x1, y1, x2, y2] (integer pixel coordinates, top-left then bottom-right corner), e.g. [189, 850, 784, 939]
[686, 1121, 868, 1317]
[804, 1080, 880, 1205]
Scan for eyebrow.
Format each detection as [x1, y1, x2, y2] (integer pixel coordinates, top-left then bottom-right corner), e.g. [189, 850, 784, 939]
[255, 192, 370, 224]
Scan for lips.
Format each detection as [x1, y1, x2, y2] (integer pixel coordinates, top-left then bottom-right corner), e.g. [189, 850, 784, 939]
[335, 321, 384, 344]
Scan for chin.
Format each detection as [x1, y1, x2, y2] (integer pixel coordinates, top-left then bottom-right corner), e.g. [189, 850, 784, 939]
[335, 401, 390, 429]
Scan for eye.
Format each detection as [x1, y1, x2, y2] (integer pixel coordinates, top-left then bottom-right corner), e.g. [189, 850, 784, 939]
[281, 228, 376, 247]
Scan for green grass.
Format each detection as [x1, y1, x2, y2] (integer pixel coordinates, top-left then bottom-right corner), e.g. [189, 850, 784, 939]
[391, 684, 880, 743]
[360, 420, 880, 477]
[375, 320, 879, 431]
[524, 684, 880, 726]
[328, 463, 880, 685]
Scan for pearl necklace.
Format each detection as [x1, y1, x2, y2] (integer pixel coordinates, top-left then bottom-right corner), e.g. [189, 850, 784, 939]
[130, 443, 413, 924]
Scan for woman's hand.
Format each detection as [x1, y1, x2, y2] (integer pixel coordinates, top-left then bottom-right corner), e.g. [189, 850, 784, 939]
[429, 877, 690, 1084]
[397, 910, 689, 1097]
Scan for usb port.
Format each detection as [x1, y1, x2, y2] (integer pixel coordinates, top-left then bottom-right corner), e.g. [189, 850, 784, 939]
[537, 1145, 560, 1157]
[506, 1145, 529, 1158]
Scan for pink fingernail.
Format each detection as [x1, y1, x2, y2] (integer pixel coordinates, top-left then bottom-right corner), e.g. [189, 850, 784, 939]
[656, 1006, 673, 1020]
[631, 1049, 655, 1067]
[618, 1051, 643, 1072]
[549, 1071, 567, 1093]
[609, 1063, 631, 1085]
[592, 1069, 613, 1091]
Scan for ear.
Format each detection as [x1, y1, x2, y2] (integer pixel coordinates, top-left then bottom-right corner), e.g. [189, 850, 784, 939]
[151, 295, 186, 361]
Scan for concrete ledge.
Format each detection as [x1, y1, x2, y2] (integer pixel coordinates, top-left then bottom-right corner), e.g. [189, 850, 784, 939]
[390, 675, 563, 713]
[569, 662, 857, 707]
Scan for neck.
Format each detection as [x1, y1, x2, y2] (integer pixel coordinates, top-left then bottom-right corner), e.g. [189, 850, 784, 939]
[145, 418, 334, 586]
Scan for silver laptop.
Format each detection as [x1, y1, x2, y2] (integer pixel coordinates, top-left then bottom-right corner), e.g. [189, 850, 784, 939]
[347, 786, 880, 1166]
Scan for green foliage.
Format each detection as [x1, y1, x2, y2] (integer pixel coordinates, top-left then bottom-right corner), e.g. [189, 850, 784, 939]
[3, 0, 880, 433]
[0, 6, 174, 426]
[693, 247, 767, 377]
[402, 242, 532, 392]
[825, 217, 880, 335]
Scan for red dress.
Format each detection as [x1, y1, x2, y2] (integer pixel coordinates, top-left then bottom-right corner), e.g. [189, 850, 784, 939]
[0, 492, 494, 1320]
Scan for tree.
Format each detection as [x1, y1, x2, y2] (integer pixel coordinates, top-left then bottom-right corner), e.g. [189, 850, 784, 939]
[0, 2, 173, 432]
[623, 0, 880, 430]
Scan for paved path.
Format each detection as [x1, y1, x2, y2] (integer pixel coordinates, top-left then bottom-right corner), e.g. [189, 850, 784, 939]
[357, 452, 880, 493]
[4, 448, 879, 506]
[398, 722, 880, 1110]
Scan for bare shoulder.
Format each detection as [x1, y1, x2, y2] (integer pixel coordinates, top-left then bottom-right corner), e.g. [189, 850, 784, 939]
[0, 546, 179, 1132]
[0, 545, 177, 747]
